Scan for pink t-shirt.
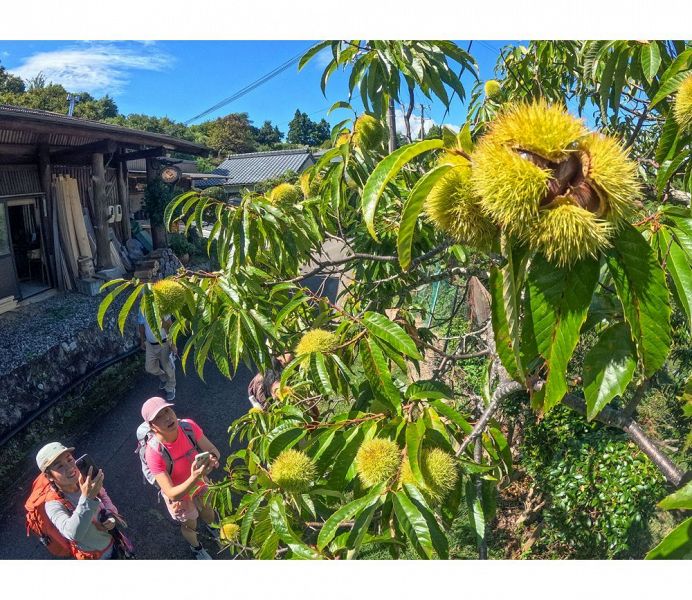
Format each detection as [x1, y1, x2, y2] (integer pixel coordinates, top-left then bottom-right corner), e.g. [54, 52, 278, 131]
[145, 419, 205, 498]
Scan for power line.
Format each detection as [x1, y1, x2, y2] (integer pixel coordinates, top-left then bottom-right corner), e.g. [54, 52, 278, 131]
[183, 45, 314, 125]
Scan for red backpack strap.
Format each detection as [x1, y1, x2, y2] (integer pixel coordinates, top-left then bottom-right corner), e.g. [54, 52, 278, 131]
[179, 419, 201, 453]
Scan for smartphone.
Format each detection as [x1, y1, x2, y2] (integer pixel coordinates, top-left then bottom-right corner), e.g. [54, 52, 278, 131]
[75, 454, 100, 478]
[193, 452, 211, 468]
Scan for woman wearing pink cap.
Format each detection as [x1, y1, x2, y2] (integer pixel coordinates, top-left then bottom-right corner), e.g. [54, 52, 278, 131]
[141, 396, 221, 559]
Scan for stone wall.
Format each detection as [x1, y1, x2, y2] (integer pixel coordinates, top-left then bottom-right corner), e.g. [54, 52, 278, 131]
[0, 293, 139, 441]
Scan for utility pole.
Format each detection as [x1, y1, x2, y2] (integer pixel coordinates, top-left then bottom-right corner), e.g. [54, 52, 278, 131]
[387, 97, 397, 153]
[419, 104, 431, 139]
[66, 93, 81, 117]
[420, 104, 425, 139]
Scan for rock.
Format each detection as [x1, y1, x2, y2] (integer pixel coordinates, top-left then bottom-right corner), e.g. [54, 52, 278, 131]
[126, 238, 145, 260]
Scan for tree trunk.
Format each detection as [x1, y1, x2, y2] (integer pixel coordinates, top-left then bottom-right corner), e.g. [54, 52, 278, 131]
[92, 152, 113, 270]
[117, 151, 131, 242]
[145, 157, 167, 250]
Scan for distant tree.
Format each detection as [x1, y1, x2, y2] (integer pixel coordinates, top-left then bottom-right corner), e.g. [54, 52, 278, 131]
[425, 124, 442, 139]
[253, 120, 284, 147]
[25, 73, 47, 91]
[195, 156, 220, 173]
[104, 113, 193, 140]
[73, 95, 119, 120]
[252, 169, 299, 194]
[206, 113, 258, 156]
[0, 62, 25, 94]
[286, 109, 330, 146]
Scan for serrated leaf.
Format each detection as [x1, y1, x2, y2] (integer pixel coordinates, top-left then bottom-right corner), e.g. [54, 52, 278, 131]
[660, 229, 692, 330]
[525, 255, 600, 411]
[640, 42, 661, 83]
[96, 280, 131, 329]
[405, 380, 453, 400]
[397, 164, 453, 269]
[650, 49, 692, 108]
[429, 400, 473, 435]
[361, 338, 401, 413]
[655, 116, 680, 164]
[393, 490, 433, 559]
[605, 224, 672, 376]
[465, 478, 485, 548]
[583, 322, 637, 420]
[361, 139, 444, 240]
[240, 492, 264, 546]
[658, 480, 692, 511]
[362, 311, 422, 359]
[312, 352, 335, 397]
[656, 153, 688, 197]
[268, 495, 321, 559]
[489, 258, 524, 382]
[403, 484, 449, 559]
[298, 41, 332, 71]
[405, 420, 426, 487]
[317, 483, 385, 551]
[117, 284, 144, 335]
[645, 517, 692, 560]
[599, 47, 620, 119]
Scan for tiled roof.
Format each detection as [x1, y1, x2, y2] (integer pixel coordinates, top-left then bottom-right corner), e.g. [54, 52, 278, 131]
[196, 148, 315, 188]
[0, 104, 209, 155]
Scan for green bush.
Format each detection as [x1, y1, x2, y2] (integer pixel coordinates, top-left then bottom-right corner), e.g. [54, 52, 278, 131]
[520, 406, 666, 559]
[168, 233, 196, 258]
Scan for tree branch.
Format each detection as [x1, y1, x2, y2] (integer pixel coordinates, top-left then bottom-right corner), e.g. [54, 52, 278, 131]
[624, 107, 649, 150]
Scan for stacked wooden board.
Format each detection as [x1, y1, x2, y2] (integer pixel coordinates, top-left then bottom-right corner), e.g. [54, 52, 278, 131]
[51, 175, 95, 288]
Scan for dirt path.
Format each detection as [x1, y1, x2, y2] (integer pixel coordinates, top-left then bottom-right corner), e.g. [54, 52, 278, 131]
[0, 358, 252, 560]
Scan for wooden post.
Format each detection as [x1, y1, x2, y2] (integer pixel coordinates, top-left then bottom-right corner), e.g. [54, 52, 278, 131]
[145, 156, 167, 249]
[92, 152, 113, 270]
[37, 140, 56, 286]
[117, 151, 131, 241]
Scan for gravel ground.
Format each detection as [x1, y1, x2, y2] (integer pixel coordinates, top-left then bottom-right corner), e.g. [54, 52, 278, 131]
[0, 358, 251, 560]
[0, 291, 118, 376]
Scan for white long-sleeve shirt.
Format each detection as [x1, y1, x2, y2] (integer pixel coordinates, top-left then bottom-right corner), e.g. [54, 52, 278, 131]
[45, 489, 116, 558]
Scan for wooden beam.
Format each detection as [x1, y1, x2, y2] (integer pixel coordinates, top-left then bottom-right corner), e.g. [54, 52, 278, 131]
[92, 153, 113, 270]
[117, 151, 131, 241]
[115, 147, 166, 162]
[50, 139, 117, 162]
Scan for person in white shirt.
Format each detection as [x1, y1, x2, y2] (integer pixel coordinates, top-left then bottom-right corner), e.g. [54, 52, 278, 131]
[138, 307, 177, 401]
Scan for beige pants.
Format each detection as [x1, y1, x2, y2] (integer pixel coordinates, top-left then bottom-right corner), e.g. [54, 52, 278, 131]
[145, 341, 176, 393]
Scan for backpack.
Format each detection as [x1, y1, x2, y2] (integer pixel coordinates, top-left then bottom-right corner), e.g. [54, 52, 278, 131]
[136, 419, 200, 486]
[25, 473, 111, 560]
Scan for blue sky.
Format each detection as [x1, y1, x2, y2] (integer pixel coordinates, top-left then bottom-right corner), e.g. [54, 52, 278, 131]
[0, 40, 516, 135]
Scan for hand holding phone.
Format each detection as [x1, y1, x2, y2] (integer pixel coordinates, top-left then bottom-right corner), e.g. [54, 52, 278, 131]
[193, 452, 211, 469]
[75, 454, 100, 479]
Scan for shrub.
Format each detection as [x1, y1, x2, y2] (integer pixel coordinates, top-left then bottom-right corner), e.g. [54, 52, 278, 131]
[520, 406, 666, 558]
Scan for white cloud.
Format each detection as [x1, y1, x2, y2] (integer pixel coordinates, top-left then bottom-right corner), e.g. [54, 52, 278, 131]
[313, 47, 333, 69]
[9, 42, 172, 95]
[394, 108, 450, 139]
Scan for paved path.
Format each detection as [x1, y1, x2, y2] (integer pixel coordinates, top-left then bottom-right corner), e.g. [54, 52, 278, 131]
[0, 357, 252, 560]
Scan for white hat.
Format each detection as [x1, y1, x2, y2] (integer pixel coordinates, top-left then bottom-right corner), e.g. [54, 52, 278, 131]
[36, 442, 75, 472]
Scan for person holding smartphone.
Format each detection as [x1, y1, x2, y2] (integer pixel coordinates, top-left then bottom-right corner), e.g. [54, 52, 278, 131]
[35, 442, 125, 559]
[141, 397, 221, 559]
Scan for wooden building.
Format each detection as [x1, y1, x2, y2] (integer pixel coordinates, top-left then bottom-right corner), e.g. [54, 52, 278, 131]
[0, 105, 207, 310]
